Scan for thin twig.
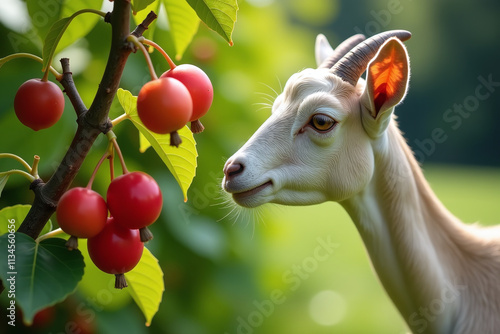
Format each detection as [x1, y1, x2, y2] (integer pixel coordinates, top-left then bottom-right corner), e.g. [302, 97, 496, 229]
[131, 11, 158, 38]
[59, 58, 88, 118]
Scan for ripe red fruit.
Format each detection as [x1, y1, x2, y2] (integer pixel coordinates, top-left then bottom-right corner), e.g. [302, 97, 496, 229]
[32, 306, 56, 329]
[137, 77, 192, 141]
[57, 187, 108, 239]
[161, 64, 213, 133]
[87, 217, 144, 288]
[14, 78, 65, 131]
[106, 171, 162, 230]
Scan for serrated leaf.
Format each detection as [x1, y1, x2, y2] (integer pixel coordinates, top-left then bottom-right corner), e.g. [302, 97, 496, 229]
[185, 0, 238, 45]
[0, 175, 8, 198]
[0, 205, 52, 236]
[57, 0, 102, 54]
[125, 247, 164, 326]
[133, 0, 160, 43]
[0, 234, 84, 324]
[132, 0, 158, 14]
[162, 0, 200, 60]
[116, 88, 198, 201]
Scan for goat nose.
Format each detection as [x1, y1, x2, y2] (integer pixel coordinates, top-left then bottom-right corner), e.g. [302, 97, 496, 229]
[224, 161, 244, 179]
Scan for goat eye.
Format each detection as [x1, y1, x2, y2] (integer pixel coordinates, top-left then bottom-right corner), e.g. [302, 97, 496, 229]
[310, 114, 336, 132]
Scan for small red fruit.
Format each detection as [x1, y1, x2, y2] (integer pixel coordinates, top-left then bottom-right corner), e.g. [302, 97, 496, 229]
[161, 64, 213, 133]
[137, 77, 192, 144]
[14, 78, 65, 131]
[57, 187, 108, 242]
[87, 217, 144, 288]
[106, 171, 162, 230]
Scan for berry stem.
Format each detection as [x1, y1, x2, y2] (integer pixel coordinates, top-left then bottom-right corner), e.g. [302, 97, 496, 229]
[0, 170, 36, 183]
[0, 53, 62, 80]
[127, 34, 158, 80]
[111, 113, 130, 126]
[107, 131, 128, 174]
[87, 150, 111, 189]
[35, 228, 65, 243]
[109, 152, 115, 181]
[31, 155, 40, 179]
[141, 38, 177, 70]
[0, 153, 33, 173]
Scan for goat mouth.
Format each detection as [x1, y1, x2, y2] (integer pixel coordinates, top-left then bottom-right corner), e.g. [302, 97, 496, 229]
[232, 181, 273, 202]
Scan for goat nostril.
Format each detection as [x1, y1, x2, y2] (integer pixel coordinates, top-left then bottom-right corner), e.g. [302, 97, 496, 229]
[224, 162, 244, 178]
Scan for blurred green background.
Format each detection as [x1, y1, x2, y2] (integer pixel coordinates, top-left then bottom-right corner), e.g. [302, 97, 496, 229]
[0, 0, 499, 333]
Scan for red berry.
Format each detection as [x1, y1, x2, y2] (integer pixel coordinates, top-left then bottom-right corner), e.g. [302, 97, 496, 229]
[32, 306, 56, 329]
[161, 64, 213, 122]
[87, 217, 144, 275]
[57, 187, 108, 238]
[106, 171, 163, 230]
[137, 77, 192, 134]
[14, 78, 65, 131]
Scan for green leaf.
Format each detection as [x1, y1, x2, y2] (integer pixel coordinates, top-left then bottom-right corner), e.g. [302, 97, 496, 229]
[0, 205, 52, 236]
[132, 0, 158, 14]
[0, 175, 8, 198]
[125, 247, 164, 326]
[116, 88, 198, 201]
[133, 0, 160, 43]
[0, 233, 85, 324]
[27, 0, 63, 42]
[41, 17, 71, 71]
[42, 6, 104, 71]
[57, 0, 103, 54]
[184, 0, 238, 45]
[162, 0, 201, 60]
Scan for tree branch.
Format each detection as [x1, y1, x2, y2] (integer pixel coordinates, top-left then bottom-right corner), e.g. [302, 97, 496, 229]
[131, 11, 157, 38]
[59, 58, 87, 117]
[17, 0, 155, 238]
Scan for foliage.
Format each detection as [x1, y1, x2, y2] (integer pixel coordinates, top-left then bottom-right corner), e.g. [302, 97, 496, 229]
[0, 0, 237, 329]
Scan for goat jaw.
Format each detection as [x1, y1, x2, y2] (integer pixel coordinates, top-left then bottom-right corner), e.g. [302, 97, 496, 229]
[224, 179, 274, 208]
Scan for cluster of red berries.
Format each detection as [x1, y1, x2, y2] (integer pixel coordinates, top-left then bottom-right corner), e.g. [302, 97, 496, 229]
[13, 62, 214, 144]
[14, 78, 65, 131]
[137, 64, 213, 146]
[56, 171, 162, 288]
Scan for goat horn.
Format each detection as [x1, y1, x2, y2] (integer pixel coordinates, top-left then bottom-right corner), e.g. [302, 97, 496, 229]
[318, 34, 366, 69]
[331, 30, 412, 86]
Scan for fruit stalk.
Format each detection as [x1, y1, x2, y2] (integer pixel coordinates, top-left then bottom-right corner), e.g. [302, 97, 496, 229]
[141, 38, 177, 70]
[17, 2, 156, 239]
[127, 34, 158, 80]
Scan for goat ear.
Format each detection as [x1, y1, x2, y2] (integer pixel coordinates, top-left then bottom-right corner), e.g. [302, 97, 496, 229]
[361, 38, 409, 136]
[315, 34, 334, 67]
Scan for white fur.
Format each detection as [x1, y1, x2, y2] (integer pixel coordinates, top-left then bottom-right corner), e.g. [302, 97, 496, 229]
[222, 35, 500, 333]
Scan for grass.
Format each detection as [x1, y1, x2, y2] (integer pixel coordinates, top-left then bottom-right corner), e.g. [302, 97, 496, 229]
[249, 164, 500, 334]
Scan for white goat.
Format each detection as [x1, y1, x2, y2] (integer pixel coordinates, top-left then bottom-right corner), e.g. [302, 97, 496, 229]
[222, 30, 500, 333]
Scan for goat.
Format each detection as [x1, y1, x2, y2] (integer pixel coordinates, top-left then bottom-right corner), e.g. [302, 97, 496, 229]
[222, 30, 500, 333]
